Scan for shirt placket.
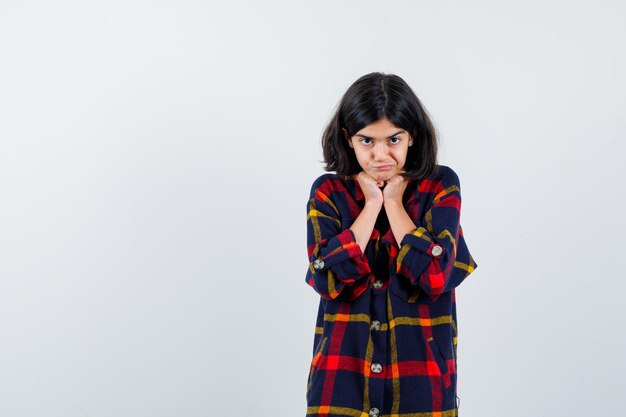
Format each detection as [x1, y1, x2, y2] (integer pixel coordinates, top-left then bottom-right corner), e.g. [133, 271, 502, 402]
[364, 231, 391, 417]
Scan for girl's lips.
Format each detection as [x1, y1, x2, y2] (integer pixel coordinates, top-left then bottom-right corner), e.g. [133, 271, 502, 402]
[375, 165, 393, 170]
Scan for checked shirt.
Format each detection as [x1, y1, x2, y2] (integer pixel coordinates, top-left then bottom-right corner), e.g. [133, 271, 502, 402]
[304, 164, 478, 417]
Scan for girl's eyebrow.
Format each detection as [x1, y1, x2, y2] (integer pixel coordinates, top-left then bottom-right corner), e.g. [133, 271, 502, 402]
[355, 130, 405, 139]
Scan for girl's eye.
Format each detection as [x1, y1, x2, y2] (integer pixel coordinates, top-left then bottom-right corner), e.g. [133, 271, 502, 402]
[359, 137, 401, 145]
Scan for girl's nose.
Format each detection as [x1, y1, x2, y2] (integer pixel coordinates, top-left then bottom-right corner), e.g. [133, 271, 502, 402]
[373, 143, 389, 160]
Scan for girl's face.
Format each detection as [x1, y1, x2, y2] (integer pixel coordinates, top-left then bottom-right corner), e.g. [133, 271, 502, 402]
[343, 118, 413, 183]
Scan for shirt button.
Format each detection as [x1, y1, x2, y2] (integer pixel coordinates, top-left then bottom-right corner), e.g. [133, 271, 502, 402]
[313, 258, 325, 270]
[370, 320, 381, 331]
[372, 279, 383, 289]
[431, 244, 443, 256]
[371, 363, 382, 373]
[369, 407, 380, 417]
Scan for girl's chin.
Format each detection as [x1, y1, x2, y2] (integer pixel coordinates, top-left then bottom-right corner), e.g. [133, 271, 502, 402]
[368, 172, 393, 188]
[373, 171, 394, 181]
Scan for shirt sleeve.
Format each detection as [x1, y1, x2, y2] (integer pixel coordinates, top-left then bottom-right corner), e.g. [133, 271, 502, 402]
[305, 180, 371, 300]
[393, 168, 478, 302]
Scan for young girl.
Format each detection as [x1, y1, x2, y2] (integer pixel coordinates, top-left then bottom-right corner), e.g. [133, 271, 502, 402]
[305, 72, 478, 417]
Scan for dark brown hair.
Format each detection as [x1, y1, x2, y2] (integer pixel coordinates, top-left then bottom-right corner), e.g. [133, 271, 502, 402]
[321, 72, 439, 180]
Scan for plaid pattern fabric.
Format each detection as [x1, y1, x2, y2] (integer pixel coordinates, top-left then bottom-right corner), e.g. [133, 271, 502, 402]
[305, 164, 478, 417]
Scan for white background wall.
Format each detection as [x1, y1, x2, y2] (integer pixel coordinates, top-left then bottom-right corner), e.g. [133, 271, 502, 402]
[1, 1, 624, 416]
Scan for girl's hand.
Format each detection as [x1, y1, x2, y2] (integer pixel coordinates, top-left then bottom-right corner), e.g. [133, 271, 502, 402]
[356, 171, 384, 206]
[382, 172, 409, 206]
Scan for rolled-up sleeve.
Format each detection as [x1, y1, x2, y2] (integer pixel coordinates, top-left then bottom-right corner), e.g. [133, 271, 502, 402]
[305, 180, 371, 300]
[394, 168, 478, 302]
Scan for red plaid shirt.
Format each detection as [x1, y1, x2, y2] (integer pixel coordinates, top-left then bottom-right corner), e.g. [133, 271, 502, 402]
[305, 164, 478, 417]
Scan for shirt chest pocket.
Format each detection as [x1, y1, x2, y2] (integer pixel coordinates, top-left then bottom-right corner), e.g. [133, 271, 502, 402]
[390, 272, 425, 303]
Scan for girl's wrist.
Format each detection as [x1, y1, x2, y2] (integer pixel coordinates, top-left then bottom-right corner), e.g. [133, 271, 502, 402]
[384, 200, 407, 218]
[383, 199, 403, 209]
[365, 200, 383, 211]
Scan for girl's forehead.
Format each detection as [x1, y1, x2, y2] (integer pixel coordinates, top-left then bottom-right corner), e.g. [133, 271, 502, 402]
[355, 118, 406, 136]
[354, 126, 408, 138]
